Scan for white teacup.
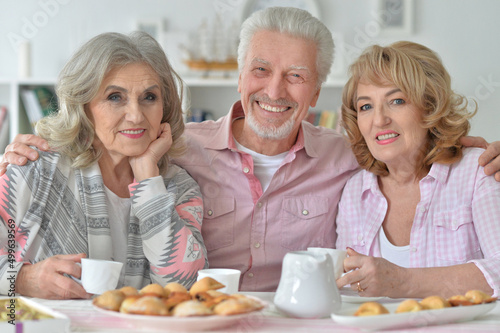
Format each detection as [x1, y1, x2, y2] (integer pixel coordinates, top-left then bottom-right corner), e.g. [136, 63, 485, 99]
[74, 258, 123, 294]
[197, 268, 241, 294]
[307, 248, 347, 280]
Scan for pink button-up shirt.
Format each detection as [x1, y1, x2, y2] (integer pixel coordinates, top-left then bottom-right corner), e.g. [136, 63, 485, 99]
[336, 148, 500, 296]
[172, 101, 359, 291]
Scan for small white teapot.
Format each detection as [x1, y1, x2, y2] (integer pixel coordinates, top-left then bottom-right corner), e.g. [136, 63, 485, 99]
[274, 250, 341, 318]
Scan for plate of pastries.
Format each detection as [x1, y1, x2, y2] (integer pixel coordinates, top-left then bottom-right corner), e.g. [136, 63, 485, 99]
[331, 290, 497, 331]
[92, 277, 266, 332]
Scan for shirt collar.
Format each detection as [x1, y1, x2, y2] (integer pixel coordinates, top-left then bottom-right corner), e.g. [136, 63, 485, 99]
[203, 101, 244, 151]
[204, 100, 314, 157]
[360, 160, 450, 195]
[423, 162, 449, 185]
[361, 169, 379, 195]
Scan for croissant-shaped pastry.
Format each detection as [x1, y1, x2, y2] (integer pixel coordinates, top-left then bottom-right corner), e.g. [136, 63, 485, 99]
[140, 283, 169, 298]
[189, 277, 225, 296]
[172, 300, 213, 317]
[354, 302, 389, 316]
[420, 296, 450, 310]
[92, 289, 126, 312]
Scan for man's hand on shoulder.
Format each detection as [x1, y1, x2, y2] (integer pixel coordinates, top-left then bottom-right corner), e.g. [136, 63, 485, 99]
[0, 134, 49, 176]
[460, 136, 500, 181]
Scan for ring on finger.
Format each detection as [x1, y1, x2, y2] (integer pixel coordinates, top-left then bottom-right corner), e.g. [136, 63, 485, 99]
[357, 282, 364, 293]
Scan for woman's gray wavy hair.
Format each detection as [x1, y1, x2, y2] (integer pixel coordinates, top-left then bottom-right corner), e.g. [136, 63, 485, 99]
[35, 31, 185, 174]
[237, 6, 334, 88]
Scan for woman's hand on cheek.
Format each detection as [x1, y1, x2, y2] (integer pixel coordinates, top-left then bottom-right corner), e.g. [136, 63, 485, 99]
[129, 122, 172, 181]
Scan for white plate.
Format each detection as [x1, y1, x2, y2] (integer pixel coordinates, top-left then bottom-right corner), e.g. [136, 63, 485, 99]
[93, 296, 267, 332]
[331, 301, 497, 331]
[340, 287, 385, 303]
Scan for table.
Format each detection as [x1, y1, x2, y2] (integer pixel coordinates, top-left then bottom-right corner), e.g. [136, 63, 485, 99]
[30, 292, 500, 333]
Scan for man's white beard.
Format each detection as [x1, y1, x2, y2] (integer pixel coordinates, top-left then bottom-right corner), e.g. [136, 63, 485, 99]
[246, 110, 295, 140]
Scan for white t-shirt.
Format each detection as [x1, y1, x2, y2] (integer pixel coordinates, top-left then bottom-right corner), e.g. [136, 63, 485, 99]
[378, 227, 410, 268]
[103, 186, 131, 266]
[235, 140, 288, 192]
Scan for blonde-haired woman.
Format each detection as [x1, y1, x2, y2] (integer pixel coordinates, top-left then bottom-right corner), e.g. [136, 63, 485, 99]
[336, 41, 500, 298]
[0, 32, 207, 299]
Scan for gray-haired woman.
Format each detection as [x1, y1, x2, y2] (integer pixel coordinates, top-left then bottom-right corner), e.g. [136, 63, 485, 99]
[0, 32, 207, 299]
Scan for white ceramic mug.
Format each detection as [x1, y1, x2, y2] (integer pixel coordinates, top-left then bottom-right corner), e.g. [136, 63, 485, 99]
[74, 258, 123, 294]
[197, 268, 241, 294]
[307, 247, 347, 280]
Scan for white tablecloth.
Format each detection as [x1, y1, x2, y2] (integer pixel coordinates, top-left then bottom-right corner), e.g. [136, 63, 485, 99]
[23, 292, 500, 333]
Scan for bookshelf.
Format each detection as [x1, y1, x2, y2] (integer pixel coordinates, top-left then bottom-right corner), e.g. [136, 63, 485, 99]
[0, 78, 57, 149]
[0, 76, 346, 151]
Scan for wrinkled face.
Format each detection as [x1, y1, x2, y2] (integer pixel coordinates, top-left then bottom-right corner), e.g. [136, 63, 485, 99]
[87, 63, 163, 159]
[237, 30, 321, 140]
[356, 81, 428, 169]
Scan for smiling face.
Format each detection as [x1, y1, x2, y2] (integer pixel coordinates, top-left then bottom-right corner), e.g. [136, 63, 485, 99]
[87, 62, 163, 161]
[356, 81, 429, 170]
[237, 30, 321, 142]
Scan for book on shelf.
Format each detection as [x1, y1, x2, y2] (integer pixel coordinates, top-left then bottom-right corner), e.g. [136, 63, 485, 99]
[306, 109, 340, 131]
[20, 86, 58, 129]
[186, 108, 214, 122]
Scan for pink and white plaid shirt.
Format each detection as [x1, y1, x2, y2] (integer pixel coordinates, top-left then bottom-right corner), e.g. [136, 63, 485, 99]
[336, 148, 500, 296]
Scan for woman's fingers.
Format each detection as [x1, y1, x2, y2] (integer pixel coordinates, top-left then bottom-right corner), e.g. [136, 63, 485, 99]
[16, 254, 91, 299]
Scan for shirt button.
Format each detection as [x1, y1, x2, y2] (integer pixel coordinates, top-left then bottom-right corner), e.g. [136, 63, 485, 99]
[207, 210, 213, 216]
[254, 242, 261, 248]
[248, 273, 254, 278]
[243, 167, 250, 173]
[257, 202, 262, 208]
[411, 247, 417, 252]
[420, 207, 426, 213]
[357, 235, 363, 241]
[302, 209, 309, 216]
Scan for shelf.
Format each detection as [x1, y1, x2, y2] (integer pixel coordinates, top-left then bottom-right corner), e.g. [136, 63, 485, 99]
[182, 76, 346, 88]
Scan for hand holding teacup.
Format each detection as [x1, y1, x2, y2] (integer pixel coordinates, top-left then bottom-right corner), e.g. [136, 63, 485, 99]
[71, 258, 124, 295]
[16, 253, 91, 299]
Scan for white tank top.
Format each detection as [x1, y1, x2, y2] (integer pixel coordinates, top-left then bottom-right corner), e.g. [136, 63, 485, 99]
[378, 227, 410, 268]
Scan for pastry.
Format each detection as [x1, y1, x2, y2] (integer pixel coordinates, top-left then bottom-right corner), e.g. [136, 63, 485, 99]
[140, 283, 168, 298]
[420, 296, 451, 310]
[163, 292, 192, 310]
[171, 300, 213, 317]
[119, 286, 139, 297]
[395, 299, 424, 313]
[195, 291, 231, 308]
[465, 290, 497, 304]
[123, 296, 169, 316]
[164, 282, 188, 294]
[205, 290, 227, 298]
[189, 277, 225, 296]
[213, 298, 262, 315]
[354, 302, 389, 316]
[448, 294, 474, 306]
[119, 295, 143, 313]
[230, 294, 265, 311]
[92, 290, 126, 312]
